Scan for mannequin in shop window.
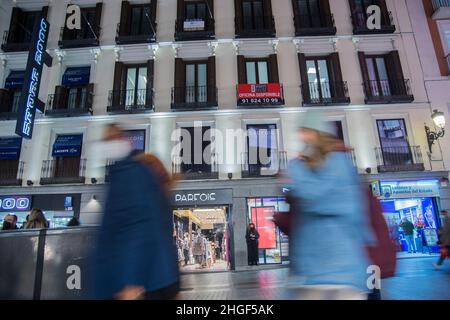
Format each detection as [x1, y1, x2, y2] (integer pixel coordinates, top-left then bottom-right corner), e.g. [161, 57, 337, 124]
[193, 229, 206, 269]
[246, 223, 260, 266]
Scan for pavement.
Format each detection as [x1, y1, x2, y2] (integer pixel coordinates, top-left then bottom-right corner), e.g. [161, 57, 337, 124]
[178, 257, 450, 300]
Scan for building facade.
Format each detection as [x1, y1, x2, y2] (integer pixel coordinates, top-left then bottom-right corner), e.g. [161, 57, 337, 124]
[0, 0, 449, 270]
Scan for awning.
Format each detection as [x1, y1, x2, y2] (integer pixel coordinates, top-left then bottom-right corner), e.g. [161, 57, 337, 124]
[62, 67, 91, 87]
[0, 137, 22, 160]
[4, 71, 25, 89]
[52, 134, 83, 157]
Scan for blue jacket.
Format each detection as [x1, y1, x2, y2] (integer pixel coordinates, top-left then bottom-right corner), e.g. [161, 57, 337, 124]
[93, 154, 179, 299]
[286, 152, 374, 291]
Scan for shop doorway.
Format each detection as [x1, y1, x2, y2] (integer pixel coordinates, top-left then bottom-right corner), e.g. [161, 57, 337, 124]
[381, 197, 441, 254]
[173, 206, 231, 273]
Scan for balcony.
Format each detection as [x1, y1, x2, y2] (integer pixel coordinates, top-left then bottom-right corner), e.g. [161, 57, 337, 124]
[172, 154, 219, 180]
[241, 151, 288, 178]
[363, 79, 414, 104]
[40, 159, 86, 185]
[294, 14, 336, 36]
[375, 146, 425, 173]
[432, 0, 450, 19]
[104, 159, 116, 183]
[175, 19, 215, 41]
[58, 27, 100, 49]
[301, 81, 350, 106]
[235, 16, 276, 38]
[237, 83, 284, 108]
[115, 22, 157, 45]
[171, 86, 218, 111]
[45, 91, 93, 117]
[0, 161, 24, 186]
[351, 11, 395, 34]
[108, 89, 154, 114]
[1, 30, 31, 52]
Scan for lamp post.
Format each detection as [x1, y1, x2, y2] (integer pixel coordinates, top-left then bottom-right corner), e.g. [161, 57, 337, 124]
[425, 110, 446, 153]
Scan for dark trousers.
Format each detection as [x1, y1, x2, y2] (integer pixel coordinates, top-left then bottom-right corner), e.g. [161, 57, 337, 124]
[183, 249, 190, 265]
[437, 246, 450, 265]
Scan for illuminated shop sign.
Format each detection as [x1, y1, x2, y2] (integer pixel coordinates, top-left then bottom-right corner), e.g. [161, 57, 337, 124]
[378, 180, 440, 199]
[0, 196, 32, 212]
[15, 15, 52, 139]
[171, 189, 232, 206]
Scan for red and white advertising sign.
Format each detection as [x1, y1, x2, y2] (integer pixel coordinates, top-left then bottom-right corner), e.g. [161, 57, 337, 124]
[251, 206, 277, 250]
[238, 83, 283, 106]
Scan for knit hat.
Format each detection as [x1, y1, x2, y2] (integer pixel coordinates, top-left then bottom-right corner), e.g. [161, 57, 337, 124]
[298, 110, 336, 136]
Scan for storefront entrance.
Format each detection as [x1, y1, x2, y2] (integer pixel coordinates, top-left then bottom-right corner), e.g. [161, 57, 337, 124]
[173, 206, 230, 272]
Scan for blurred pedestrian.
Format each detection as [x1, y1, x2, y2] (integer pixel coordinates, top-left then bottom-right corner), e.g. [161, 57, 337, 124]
[67, 217, 80, 227]
[2, 214, 18, 230]
[284, 111, 375, 300]
[246, 223, 260, 266]
[93, 124, 179, 300]
[400, 218, 416, 253]
[193, 229, 206, 269]
[23, 209, 48, 229]
[182, 233, 190, 266]
[433, 210, 450, 268]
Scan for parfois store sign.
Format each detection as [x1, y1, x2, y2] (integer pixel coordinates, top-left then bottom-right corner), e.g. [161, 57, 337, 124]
[15, 15, 52, 139]
[171, 189, 233, 206]
[237, 83, 284, 106]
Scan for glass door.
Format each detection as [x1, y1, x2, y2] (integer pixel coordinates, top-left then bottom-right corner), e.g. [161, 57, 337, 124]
[125, 66, 147, 109]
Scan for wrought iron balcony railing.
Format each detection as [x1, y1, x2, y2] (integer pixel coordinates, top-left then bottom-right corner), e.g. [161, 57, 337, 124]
[363, 79, 414, 104]
[115, 22, 157, 44]
[241, 151, 288, 178]
[0, 161, 24, 186]
[108, 89, 154, 113]
[351, 10, 395, 34]
[46, 91, 93, 117]
[235, 15, 276, 38]
[172, 154, 219, 180]
[175, 19, 215, 41]
[302, 81, 350, 106]
[294, 14, 336, 36]
[40, 159, 87, 185]
[171, 86, 218, 111]
[375, 146, 425, 173]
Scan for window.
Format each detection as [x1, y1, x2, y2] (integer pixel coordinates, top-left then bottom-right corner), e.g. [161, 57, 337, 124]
[246, 124, 278, 176]
[125, 65, 148, 107]
[306, 58, 331, 100]
[376, 119, 413, 166]
[242, 0, 264, 30]
[180, 126, 212, 174]
[298, 0, 322, 28]
[366, 56, 390, 97]
[130, 5, 153, 36]
[185, 62, 208, 103]
[246, 60, 269, 84]
[186, 2, 207, 20]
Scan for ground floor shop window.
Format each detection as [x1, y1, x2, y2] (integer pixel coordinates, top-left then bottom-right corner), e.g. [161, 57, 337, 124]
[173, 206, 230, 272]
[381, 197, 441, 254]
[247, 197, 290, 264]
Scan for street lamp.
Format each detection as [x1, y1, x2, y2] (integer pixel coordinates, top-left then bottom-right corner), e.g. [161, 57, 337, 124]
[425, 110, 446, 153]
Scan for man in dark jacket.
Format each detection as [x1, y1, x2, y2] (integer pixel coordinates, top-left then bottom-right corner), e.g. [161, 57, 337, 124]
[93, 124, 179, 300]
[400, 218, 416, 253]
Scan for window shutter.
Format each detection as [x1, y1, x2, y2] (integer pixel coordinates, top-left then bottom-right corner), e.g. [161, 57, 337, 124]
[41, 6, 49, 19]
[298, 53, 310, 103]
[176, 0, 184, 34]
[237, 55, 246, 84]
[86, 83, 94, 112]
[119, 1, 131, 37]
[376, 0, 390, 25]
[234, 0, 243, 35]
[0, 89, 12, 112]
[292, 0, 300, 30]
[174, 58, 185, 104]
[150, 0, 158, 34]
[357, 51, 370, 98]
[54, 86, 68, 110]
[207, 56, 217, 104]
[146, 59, 154, 107]
[328, 53, 345, 99]
[113, 62, 124, 106]
[268, 54, 279, 83]
[206, 0, 215, 33]
[94, 3, 103, 38]
[263, 0, 274, 32]
[8, 8, 23, 43]
[386, 50, 406, 95]
[319, 0, 332, 27]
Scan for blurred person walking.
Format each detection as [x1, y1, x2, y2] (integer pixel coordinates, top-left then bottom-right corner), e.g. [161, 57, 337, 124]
[284, 111, 374, 300]
[92, 124, 179, 300]
[246, 223, 260, 266]
[23, 209, 48, 229]
[433, 210, 450, 268]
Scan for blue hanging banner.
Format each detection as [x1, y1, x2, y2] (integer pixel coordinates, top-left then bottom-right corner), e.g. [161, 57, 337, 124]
[62, 67, 91, 87]
[4, 71, 25, 89]
[52, 134, 83, 157]
[0, 137, 22, 160]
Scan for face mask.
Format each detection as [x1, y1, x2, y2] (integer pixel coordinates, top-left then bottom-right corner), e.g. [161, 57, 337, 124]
[95, 140, 133, 162]
[2, 221, 12, 230]
[300, 143, 317, 158]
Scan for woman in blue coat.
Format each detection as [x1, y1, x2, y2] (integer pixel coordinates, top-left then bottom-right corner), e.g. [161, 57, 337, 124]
[285, 112, 375, 300]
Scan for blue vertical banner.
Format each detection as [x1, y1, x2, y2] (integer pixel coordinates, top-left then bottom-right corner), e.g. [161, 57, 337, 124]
[15, 14, 52, 139]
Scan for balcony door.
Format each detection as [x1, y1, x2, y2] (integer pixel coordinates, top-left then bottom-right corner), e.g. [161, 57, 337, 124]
[242, 0, 265, 31]
[180, 126, 211, 175]
[247, 124, 278, 176]
[306, 58, 331, 102]
[377, 119, 413, 166]
[298, 0, 323, 28]
[185, 62, 207, 103]
[130, 5, 153, 36]
[125, 65, 147, 109]
[186, 1, 207, 22]
[246, 59, 269, 84]
[366, 56, 391, 97]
